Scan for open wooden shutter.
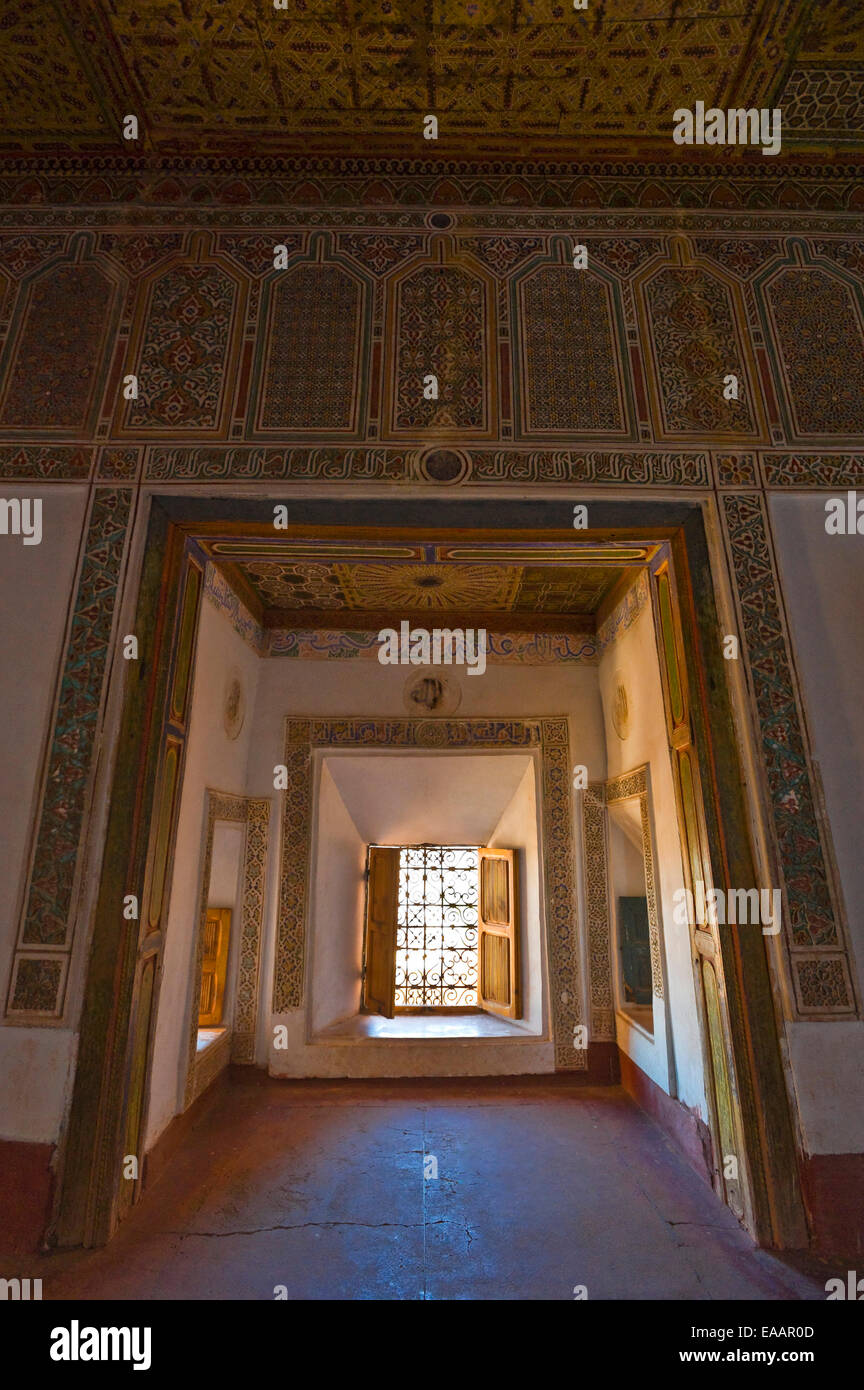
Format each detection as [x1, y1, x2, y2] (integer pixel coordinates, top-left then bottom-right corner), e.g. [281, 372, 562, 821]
[477, 848, 520, 1019]
[198, 908, 231, 1027]
[362, 846, 400, 1018]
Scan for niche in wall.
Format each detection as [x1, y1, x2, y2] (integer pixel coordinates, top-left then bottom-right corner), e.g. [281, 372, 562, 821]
[603, 766, 670, 1091]
[181, 790, 271, 1109]
[308, 751, 547, 1042]
[199, 820, 245, 1037]
[608, 798, 654, 1033]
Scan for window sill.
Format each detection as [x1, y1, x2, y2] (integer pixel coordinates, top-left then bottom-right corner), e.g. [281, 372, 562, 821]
[616, 1005, 654, 1040]
[196, 1026, 228, 1054]
[314, 1013, 539, 1041]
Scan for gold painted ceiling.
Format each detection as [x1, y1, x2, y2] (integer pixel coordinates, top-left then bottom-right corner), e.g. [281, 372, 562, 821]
[202, 538, 646, 628]
[3, 0, 863, 158]
[239, 558, 622, 612]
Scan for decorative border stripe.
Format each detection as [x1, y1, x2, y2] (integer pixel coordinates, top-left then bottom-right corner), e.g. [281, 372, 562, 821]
[582, 783, 615, 1040]
[1, 163, 862, 215]
[6, 487, 132, 1018]
[721, 491, 856, 1014]
[0, 446, 93, 480]
[3, 445, 860, 490]
[761, 455, 864, 489]
[232, 798, 271, 1064]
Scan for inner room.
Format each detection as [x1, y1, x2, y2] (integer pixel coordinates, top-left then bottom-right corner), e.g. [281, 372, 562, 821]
[144, 516, 693, 1127]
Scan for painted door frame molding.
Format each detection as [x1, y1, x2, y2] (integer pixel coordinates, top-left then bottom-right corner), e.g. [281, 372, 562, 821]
[51, 500, 206, 1246]
[45, 492, 827, 1253]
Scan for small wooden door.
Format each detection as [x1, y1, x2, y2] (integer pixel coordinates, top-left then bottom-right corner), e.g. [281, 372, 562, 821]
[198, 908, 231, 1027]
[477, 848, 520, 1019]
[362, 847, 400, 1018]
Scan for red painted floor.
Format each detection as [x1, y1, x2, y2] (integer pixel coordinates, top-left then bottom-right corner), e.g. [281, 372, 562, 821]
[11, 1074, 829, 1300]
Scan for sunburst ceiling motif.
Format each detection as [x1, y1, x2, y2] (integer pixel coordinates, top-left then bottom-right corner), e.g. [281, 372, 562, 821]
[230, 555, 626, 617]
[3, 0, 863, 156]
[337, 562, 521, 610]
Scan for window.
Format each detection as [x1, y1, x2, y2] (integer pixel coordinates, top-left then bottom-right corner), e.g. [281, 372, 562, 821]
[396, 845, 479, 1008]
[607, 795, 655, 1033]
[195, 816, 244, 1062]
[362, 843, 520, 1020]
[617, 896, 652, 1007]
[198, 908, 232, 1027]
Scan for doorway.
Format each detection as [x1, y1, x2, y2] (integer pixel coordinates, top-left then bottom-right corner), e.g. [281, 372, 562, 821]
[52, 496, 807, 1256]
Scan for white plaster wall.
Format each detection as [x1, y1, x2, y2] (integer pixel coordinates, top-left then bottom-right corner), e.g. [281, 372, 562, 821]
[0, 484, 88, 1143]
[207, 822, 244, 908]
[609, 814, 648, 898]
[599, 597, 705, 1115]
[309, 762, 367, 1033]
[785, 1022, 864, 1154]
[489, 760, 546, 1033]
[327, 750, 532, 846]
[245, 659, 606, 796]
[144, 596, 260, 1150]
[770, 494, 864, 1154]
[0, 1028, 79, 1145]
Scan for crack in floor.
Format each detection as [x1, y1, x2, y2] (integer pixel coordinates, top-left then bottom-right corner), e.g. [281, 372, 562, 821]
[667, 1219, 732, 1228]
[162, 1218, 458, 1240]
[607, 1143, 719, 1298]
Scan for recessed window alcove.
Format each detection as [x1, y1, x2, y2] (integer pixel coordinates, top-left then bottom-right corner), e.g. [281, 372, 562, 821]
[309, 751, 546, 1045]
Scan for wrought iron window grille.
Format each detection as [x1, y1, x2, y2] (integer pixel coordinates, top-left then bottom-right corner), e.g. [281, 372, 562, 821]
[394, 844, 480, 1010]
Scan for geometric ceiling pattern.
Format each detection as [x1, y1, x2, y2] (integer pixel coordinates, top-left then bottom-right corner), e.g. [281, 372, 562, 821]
[235, 557, 625, 615]
[199, 539, 644, 624]
[2, 0, 863, 156]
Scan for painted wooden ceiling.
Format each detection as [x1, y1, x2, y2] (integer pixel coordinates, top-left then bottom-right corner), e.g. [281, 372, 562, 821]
[3, 0, 862, 157]
[238, 557, 623, 612]
[202, 538, 649, 629]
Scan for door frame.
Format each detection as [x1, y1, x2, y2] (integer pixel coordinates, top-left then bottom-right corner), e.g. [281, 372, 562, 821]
[51, 492, 808, 1250]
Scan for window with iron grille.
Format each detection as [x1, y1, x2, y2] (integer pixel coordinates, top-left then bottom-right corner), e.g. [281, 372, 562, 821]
[362, 842, 519, 1020]
[395, 845, 479, 1009]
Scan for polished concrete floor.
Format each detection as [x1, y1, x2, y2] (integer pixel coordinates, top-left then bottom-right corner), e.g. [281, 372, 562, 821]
[21, 1074, 826, 1301]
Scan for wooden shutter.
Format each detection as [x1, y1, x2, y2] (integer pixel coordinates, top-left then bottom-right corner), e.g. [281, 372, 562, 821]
[198, 908, 231, 1027]
[362, 846, 400, 1018]
[477, 848, 520, 1019]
